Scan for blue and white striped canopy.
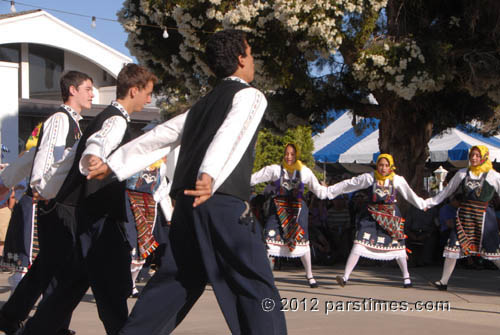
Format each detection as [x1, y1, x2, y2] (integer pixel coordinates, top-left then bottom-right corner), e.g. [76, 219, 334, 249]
[313, 111, 500, 164]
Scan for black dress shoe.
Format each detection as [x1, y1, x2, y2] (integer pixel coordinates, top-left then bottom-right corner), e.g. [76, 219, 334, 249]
[306, 276, 318, 288]
[433, 280, 447, 291]
[0, 312, 21, 335]
[336, 275, 346, 287]
[403, 277, 412, 288]
[130, 286, 140, 298]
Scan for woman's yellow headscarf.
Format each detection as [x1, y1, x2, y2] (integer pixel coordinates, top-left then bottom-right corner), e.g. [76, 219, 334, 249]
[282, 143, 304, 174]
[374, 153, 396, 181]
[469, 145, 493, 176]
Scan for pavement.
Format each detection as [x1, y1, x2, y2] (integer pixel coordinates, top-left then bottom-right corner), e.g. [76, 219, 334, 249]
[0, 263, 499, 335]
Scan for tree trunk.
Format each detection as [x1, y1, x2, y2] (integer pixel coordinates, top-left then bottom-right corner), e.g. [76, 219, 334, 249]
[378, 107, 433, 214]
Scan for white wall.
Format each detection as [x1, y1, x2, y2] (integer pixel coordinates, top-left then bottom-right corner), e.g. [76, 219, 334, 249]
[64, 50, 115, 88]
[65, 50, 117, 105]
[98, 86, 116, 105]
[0, 61, 19, 163]
[0, 11, 131, 78]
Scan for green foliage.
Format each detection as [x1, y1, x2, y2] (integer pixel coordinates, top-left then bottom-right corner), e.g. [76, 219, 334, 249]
[253, 129, 283, 173]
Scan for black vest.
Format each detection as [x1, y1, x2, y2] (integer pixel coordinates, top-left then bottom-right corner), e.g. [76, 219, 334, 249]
[170, 79, 259, 202]
[216, 131, 258, 201]
[56, 105, 133, 220]
[27, 107, 81, 197]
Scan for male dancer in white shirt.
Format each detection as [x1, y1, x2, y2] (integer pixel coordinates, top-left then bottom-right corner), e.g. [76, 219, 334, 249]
[88, 29, 287, 335]
[0, 71, 94, 335]
[19, 64, 157, 335]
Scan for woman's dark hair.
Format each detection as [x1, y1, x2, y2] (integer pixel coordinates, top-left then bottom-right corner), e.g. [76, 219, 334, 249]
[284, 143, 297, 156]
[60, 71, 93, 102]
[205, 29, 247, 78]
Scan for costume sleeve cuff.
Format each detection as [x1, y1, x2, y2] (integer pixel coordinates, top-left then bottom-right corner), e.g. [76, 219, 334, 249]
[79, 145, 107, 176]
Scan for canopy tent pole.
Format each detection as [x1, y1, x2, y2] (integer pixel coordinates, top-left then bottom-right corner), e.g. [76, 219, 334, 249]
[323, 162, 326, 183]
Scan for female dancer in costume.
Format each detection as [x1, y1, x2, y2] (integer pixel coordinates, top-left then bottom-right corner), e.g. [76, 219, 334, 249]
[425, 145, 500, 290]
[125, 158, 173, 297]
[329, 154, 427, 288]
[251, 143, 334, 288]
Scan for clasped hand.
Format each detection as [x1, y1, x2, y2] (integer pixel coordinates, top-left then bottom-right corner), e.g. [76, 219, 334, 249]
[86, 155, 112, 180]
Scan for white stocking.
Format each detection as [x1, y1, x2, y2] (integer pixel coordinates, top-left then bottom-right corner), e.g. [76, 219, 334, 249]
[396, 257, 411, 284]
[343, 250, 360, 282]
[131, 260, 145, 289]
[439, 257, 457, 285]
[300, 249, 314, 280]
[268, 253, 275, 271]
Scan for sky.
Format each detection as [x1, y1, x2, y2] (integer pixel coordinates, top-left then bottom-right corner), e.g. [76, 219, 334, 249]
[0, 0, 134, 60]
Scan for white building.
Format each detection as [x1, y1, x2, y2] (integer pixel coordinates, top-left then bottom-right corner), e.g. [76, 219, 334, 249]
[0, 9, 161, 163]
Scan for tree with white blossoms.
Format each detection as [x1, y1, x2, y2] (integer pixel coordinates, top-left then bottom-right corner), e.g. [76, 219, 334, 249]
[118, 0, 500, 190]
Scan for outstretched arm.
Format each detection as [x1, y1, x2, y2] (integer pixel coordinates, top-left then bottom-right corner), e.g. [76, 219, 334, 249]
[301, 166, 331, 199]
[88, 112, 187, 181]
[328, 173, 374, 199]
[425, 170, 465, 208]
[0, 148, 35, 190]
[250, 165, 280, 186]
[394, 175, 427, 210]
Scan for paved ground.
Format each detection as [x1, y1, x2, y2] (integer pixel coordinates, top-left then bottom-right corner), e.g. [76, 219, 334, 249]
[0, 263, 499, 334]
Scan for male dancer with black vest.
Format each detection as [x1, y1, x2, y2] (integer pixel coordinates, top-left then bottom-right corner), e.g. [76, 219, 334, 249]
[19, 64, 157, 335]
[88, 29, 287, 335]
[0, 71, 93, 335]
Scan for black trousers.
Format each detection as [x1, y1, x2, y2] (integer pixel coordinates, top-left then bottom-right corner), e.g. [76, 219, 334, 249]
[120, 194, 287, 335]
[21, 212, 132, 335]
[1, 203, 75, 331]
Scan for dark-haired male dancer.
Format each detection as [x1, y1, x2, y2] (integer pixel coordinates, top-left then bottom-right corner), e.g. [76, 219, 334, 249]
[89, 29, 287, 335]
[0, 71, 94, 335]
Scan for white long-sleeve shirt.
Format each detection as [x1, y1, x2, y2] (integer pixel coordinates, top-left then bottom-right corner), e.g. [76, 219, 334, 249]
[29, 105, 82, 199]
[425, 168, 500, 208]
[107, 77, 267, 195]
[328, 172, 427, 210]
[0, 105, 83, 196]
[250, 164, 333, 200]
[107, 112, 186, 181]
[80, 101, 130, 176]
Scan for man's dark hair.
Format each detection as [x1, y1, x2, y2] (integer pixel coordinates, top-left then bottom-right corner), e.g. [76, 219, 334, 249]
[60, 71, 93, 102]
[205, 29, 248, 78]
[116, 63, 158, 99]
